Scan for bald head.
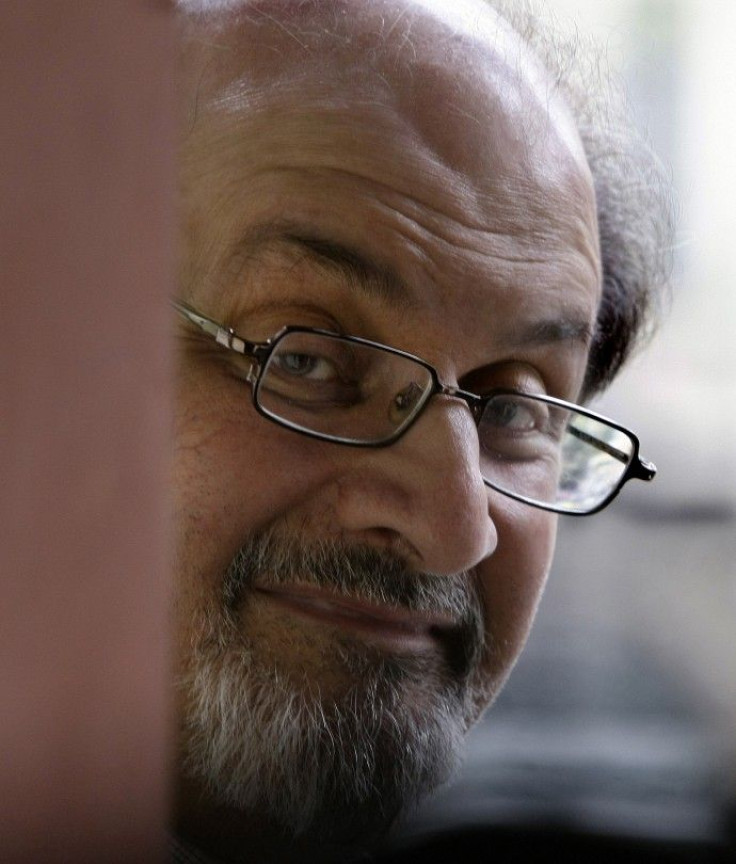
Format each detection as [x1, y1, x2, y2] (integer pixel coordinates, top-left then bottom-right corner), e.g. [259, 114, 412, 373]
[178, 0, 671, 399]
[180, 0, 588, 172]
[178, 0, 599, 324]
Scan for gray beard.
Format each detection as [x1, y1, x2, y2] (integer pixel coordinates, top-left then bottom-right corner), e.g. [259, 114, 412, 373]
[178, 529, 486, 846]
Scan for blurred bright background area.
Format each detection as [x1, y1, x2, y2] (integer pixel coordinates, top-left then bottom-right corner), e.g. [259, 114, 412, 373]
[391, 0, 736, 858]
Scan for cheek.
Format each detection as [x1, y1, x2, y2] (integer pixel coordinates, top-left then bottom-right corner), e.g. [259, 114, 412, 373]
[171, 375, 334, 604]
[473, 501, 557, 703]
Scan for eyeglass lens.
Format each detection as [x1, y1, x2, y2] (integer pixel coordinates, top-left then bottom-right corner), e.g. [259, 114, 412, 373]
[256, 330, 434, 444]
[478, 394, 635, 512]
[254, 330, 635, 513]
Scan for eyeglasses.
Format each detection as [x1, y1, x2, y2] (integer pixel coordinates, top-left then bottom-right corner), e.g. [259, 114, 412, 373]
[174, 300, 656, 515]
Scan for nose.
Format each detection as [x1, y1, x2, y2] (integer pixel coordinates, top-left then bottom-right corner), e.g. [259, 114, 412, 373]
[333, 399, 498, 575]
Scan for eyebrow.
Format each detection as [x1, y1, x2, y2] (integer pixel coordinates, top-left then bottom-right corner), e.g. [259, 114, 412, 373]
[227, 219, 595, 351]
[229, 220, 415, 309]
[509, 316, 595, 351]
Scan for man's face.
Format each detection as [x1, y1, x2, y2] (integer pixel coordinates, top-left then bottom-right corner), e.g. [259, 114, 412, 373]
[173, 0, 601, 850]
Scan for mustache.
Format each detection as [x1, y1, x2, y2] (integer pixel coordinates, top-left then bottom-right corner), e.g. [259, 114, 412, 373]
[222, 528, 480, 625]
[220, 527, 487, 691]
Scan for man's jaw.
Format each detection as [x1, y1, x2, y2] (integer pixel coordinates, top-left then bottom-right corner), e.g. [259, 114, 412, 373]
[176, 529, 488, 849]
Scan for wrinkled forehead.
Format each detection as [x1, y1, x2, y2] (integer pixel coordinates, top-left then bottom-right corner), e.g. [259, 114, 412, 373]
[179, 0, 592, 189]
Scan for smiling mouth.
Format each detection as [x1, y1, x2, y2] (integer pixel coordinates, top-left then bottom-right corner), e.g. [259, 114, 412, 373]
[253, 584, 456, 653]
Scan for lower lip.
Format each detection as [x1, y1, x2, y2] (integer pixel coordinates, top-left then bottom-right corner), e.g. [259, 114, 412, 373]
[253, 587, 441, 653]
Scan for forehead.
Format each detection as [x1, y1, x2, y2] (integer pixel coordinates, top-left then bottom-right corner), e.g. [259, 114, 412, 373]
[179, 0, 601, 353]
[182, 0, 590, 175]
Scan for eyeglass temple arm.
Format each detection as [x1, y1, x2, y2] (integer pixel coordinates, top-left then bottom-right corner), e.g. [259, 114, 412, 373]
[173, 300, 252, 356]
[567, 424, 656, 482]
[631, 457, 657, 482]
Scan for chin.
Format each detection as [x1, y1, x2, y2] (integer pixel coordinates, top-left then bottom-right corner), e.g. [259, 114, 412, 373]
[176, 529, 494, 845]
[177, 613, 489, 845]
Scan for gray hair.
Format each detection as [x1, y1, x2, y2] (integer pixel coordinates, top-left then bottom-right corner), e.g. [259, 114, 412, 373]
[490, 1, 674, 399]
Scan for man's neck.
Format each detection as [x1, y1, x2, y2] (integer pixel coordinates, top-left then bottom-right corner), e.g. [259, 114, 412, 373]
[175, 779, 372, 864]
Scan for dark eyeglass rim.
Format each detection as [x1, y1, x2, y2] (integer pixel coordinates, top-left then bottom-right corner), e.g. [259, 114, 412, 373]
[173, 299, 657, 516]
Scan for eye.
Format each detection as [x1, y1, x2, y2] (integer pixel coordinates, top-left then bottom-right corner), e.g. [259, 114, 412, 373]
[272, 351, 337, 381]
[260, 331, 363, 408]
[482, 395, 544, 432]
[477, 393, 560, 465]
